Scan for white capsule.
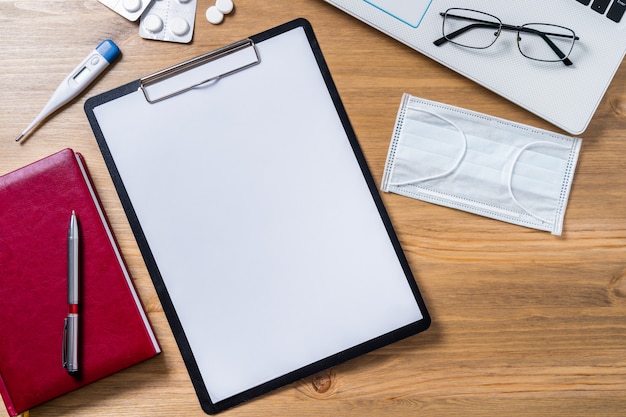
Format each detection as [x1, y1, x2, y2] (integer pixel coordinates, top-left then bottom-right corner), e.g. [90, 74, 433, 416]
[206, 6, 224, 24]
[169, 16, 190, 36]
[216, 0, 234, 14]
[143, 14, 164, 33]
[122, 0, 142, 12]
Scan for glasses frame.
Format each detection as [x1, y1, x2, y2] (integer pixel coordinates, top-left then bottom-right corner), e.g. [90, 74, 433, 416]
[433, 8, 580, 66]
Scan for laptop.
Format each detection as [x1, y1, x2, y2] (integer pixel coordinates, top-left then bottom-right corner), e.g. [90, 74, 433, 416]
[324, 0, 626, 134]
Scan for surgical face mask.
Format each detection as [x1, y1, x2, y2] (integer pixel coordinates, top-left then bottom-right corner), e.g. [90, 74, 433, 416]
[381, 94, 582, 235]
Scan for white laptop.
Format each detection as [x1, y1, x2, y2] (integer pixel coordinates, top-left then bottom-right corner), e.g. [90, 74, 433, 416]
[324, 0, 626, 134]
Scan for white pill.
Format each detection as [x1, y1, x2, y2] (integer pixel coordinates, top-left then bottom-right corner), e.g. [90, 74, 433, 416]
[122, 0, 142, 12]
[206, 6, 224, 24]
[216, 0, 234, 14]
[169, 16, 190, 36]
[143, 14, 164, 33]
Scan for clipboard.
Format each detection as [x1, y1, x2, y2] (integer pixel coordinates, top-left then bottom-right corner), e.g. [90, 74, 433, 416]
[85, 19, 430, 414]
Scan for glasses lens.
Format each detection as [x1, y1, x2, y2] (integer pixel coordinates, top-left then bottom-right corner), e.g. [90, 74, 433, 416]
[517, 24, 576, 62]
[443, 9, 502, 49]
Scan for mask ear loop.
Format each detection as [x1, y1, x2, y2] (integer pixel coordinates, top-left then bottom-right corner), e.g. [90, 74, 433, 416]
[389, 108, 468, 186]
[506, 140, 570, 224]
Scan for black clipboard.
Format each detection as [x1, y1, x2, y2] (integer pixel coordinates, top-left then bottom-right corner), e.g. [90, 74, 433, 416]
[85, 19, 430, 414]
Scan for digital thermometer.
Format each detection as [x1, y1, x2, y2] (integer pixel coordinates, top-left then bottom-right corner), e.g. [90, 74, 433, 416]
[15, 39, 121, 142]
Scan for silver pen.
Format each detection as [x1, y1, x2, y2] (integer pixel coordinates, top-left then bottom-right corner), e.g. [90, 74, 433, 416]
[63, 210, 80, 374]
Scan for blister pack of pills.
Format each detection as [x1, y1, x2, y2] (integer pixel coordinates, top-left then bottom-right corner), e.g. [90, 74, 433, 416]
[99, 0, 154, 22]
[139, 0, 197, 44]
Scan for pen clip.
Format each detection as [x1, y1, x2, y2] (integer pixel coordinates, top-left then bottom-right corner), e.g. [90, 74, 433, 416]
[62, 317, 69, 369]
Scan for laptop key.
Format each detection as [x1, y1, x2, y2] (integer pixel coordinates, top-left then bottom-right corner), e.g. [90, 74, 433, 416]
[591, 0, 612, 14]
[607, 0, 626, 22]
[576, 0, 591, 5]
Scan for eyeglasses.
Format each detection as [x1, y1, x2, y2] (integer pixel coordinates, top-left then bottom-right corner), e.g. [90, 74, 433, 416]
[433, 8, 579, 66]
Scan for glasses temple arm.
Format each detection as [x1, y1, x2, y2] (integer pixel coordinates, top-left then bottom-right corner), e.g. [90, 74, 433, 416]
[517, 25, 576, 66]
[434, 22, 501, 46]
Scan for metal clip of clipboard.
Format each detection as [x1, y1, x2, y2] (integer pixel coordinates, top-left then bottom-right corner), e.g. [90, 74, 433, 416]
[139, 39, 260, 104]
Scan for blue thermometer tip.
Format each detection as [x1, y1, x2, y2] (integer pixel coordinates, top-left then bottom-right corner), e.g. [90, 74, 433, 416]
[96, 39, 121, 63]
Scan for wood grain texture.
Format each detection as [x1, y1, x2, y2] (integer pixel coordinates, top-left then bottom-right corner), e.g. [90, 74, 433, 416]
[1, 1, 625, 416]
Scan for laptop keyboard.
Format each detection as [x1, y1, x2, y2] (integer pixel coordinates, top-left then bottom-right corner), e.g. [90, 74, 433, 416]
[576, 0, 626, 22]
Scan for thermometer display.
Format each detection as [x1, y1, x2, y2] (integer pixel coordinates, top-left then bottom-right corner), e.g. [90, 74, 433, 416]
[73, 66, 92, 84]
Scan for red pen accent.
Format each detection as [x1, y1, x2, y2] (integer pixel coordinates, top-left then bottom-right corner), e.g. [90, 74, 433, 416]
[69, 304, 79, 314]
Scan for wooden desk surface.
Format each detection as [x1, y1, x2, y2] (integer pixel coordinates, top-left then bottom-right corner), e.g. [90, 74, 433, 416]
[1, 1, 625, 416]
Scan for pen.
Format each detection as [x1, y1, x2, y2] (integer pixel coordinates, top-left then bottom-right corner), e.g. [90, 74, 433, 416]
[63, 210, 79, 374]
[15, 39, 120, 143]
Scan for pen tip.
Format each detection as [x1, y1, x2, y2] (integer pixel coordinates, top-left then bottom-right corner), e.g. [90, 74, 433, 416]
[15, 133, 24, 142]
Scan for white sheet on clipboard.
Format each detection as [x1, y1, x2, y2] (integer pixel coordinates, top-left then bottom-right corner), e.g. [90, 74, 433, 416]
[89, 21, 426, 407]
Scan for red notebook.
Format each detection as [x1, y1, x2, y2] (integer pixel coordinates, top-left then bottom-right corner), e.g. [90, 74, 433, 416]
[0, 149, 161, 417]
